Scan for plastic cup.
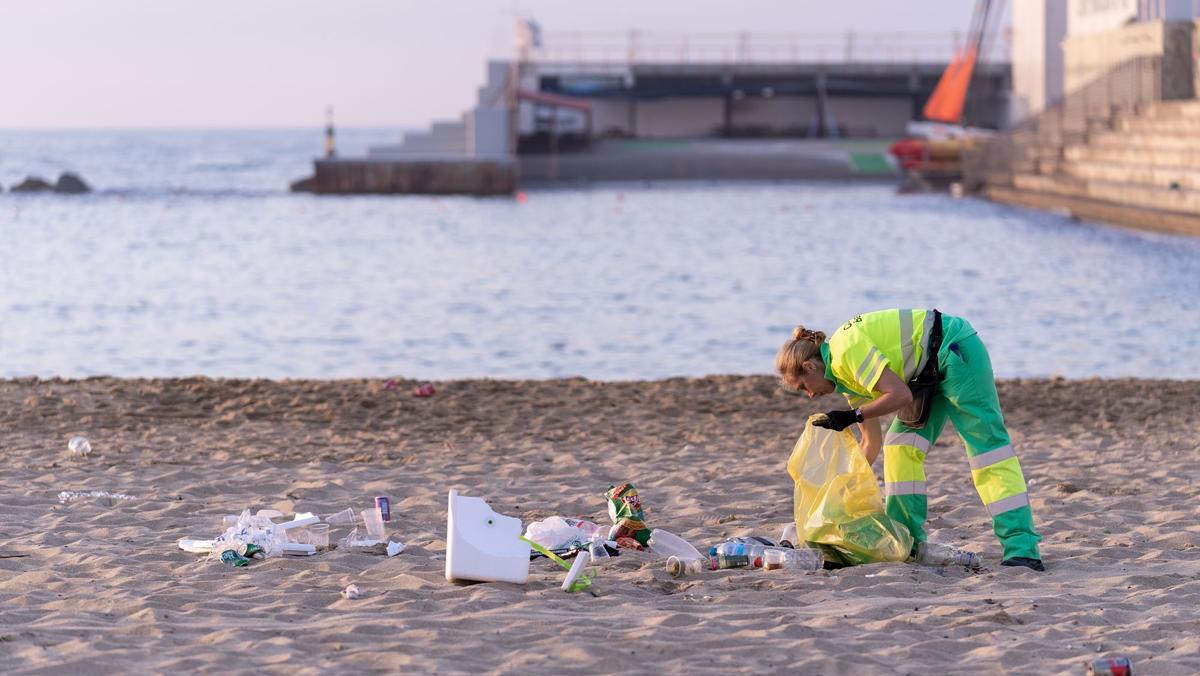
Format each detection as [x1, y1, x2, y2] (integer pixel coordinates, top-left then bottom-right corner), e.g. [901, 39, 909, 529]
[326, 508, 356, 527]
[304, 523, 330, 548]
[361, 507, 386, 541]
[588, 537, 610, 560]
[763, 549, 786, 571]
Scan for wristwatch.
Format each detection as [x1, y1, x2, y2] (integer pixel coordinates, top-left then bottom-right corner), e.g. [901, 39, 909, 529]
[854, 408, 865, 423]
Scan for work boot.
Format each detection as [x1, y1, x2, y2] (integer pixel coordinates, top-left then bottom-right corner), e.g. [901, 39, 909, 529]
[1001, 557, 1045, 572]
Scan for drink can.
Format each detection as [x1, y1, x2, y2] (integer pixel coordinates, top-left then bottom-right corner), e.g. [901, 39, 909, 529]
[1088, 657, 1133, 676]
[374, 496, 391, 522]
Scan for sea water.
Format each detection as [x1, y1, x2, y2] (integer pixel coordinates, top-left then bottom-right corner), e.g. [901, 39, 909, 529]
[2, 129, 1198, 380]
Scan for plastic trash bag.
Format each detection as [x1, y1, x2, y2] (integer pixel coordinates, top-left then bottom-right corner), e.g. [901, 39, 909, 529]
[523, 516, 603, 551]
[786, 416, 913, 566]
[208, 508, 289, 561]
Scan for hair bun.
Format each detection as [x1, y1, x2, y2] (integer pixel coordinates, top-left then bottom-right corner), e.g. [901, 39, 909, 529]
[792, 326, 826, 344]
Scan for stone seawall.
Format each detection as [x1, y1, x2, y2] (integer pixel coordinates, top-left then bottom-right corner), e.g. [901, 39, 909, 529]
[308, 158, 516, 196]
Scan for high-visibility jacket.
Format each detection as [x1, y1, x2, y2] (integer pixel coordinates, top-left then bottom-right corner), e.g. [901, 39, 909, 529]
[819, 309, 976, 406]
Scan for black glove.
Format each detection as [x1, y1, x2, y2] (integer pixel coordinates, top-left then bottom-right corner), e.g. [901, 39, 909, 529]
[812, 408, 862, 432]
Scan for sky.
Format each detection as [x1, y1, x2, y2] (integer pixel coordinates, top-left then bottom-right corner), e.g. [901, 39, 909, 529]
[0, 1, 996, 129]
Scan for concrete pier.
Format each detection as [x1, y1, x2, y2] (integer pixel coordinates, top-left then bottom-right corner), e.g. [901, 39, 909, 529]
[309, 158, 516, 196]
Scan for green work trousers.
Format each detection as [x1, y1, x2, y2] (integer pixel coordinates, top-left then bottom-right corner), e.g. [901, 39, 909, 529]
[882, 333, 1042, 561]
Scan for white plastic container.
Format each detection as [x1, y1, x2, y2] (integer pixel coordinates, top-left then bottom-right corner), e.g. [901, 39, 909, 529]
[444, 489, 531, 584]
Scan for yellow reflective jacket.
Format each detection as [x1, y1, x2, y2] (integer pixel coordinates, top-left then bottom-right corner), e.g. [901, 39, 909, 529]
[820, 309, 975, 407]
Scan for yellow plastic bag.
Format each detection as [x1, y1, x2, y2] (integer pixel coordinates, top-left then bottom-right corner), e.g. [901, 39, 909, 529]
[786, 416, 913, 566]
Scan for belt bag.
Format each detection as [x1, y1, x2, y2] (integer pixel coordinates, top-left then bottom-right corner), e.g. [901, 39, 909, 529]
[896, 309, 943, 429]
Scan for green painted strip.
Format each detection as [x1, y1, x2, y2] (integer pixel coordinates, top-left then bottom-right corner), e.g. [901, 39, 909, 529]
[849, 152, 896, 174]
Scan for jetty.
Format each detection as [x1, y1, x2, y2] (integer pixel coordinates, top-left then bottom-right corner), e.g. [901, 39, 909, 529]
[298, 29, 1010, 195]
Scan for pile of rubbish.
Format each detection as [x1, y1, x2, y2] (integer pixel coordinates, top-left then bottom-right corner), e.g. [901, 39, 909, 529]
[446, 420, 983, 593]
[178, 500, 406, 567]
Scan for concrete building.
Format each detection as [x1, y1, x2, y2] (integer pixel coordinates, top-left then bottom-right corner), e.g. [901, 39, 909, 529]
[1012, 0, 1067, 120]
[1012, 0, 1200, 120]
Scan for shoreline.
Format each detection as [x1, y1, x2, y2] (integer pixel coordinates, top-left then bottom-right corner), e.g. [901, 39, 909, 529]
[2, 375, 1198, 672]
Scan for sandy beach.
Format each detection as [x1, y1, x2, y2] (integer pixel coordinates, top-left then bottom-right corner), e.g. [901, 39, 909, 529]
[1, 375, 1198, 674]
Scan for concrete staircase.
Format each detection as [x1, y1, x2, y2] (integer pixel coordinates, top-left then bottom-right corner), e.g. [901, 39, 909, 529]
[984, 100, 1200, 236]
[369, 114, 471, 159]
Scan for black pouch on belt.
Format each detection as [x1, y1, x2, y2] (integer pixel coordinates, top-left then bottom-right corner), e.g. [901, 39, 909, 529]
[896, 309, 943, 428]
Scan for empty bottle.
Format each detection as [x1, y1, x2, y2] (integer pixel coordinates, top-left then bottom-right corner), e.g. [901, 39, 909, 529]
[725, 538, 775, 567]
[913, 542, 983, 569]
[709, 542, 754, 570]
[68, 436, 92, 457]
[763, 546, 823, 572]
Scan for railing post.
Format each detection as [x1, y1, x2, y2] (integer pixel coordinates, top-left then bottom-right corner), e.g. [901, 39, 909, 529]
[627, 29, 638, 65]
[844, 32, 855, 63]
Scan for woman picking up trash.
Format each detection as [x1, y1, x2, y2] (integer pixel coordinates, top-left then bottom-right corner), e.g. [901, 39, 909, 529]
[775, 309, 1044, 572]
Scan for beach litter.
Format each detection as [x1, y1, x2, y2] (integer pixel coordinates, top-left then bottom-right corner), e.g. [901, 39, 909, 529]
[1088, 656, 1133, 675]
[221, 549, 252, 567]
[341, 584, 362, 600]
[208, 509, 292, 560]
[326, 507, 356, 526]
[178, 509, 328, 565]
[361, 507, 387, 540]
[415, 382, 436, 398]
[68, 436, 92, 457]
[524, 516, 617, 560]
[524, 516, 602, 550]
[383, 378, 398, 390]
[605, 483, 651, 549]
[58, 490, 135, 504]
[445, 489, 531, 584]
[519, 536, 596, 594]
[386, 540, 406, 557]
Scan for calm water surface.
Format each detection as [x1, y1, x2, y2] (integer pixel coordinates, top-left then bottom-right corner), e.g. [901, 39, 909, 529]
[2, 130, 1198, 380]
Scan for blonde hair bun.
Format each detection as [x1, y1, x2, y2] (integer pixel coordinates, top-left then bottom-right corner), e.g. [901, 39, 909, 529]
[792, 326, 826, 344]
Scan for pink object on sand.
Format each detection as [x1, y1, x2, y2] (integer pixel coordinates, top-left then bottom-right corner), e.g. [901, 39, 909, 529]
[415, 383, 436, 398]
[383, 379, 398, 390]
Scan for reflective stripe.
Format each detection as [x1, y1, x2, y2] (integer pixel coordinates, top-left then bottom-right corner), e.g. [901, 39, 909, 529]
[913, 310, 936, 375]
[985, 492, 1030, 516]
[968, 444, 1016, 470]
[886, 480, 927, 496]
[899, 309, 915, 380]
[864, 358, 888, 389]
[855, 346, 883, 382]
[884, 432, 933, 453]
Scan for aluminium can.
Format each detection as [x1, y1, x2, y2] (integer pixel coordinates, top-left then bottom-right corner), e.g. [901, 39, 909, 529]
[375, 496, 391, 522]
[1088, 657, 1133, 676]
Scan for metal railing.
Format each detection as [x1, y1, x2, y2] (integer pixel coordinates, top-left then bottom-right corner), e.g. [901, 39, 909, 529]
[523, 30, 1011, 66]
[965, 55, 1166, 189]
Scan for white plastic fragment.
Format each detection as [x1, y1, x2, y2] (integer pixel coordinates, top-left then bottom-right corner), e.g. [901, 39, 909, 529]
[386, 541, 406, 557]
[277, 515, 320, 530]
[341, 584, 361, 600]
[178, 539, 215, 554]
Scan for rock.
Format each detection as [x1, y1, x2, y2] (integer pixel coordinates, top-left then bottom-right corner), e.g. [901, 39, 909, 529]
[289, 175, 315, 193]
[54, 172, 91, 194]
[11, 176, 54, 192]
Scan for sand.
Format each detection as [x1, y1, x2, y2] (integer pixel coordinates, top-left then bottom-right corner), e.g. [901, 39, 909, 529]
[1, 375, 1198, 674]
